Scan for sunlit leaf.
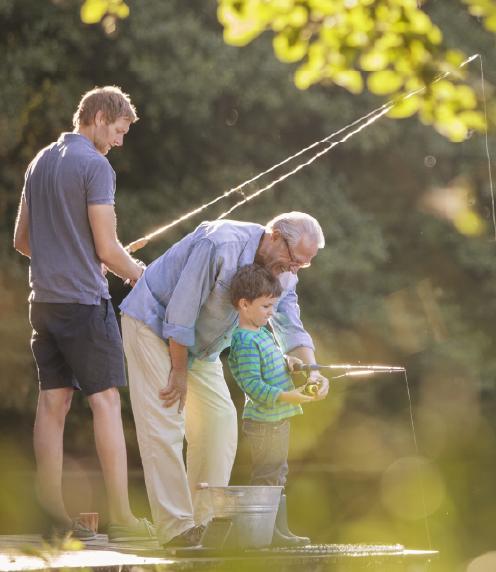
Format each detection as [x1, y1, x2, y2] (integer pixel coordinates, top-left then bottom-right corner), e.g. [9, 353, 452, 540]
[273, 32, 308, 62]
[454, 210, 485, 236]
[111, 2, 130, 19]
[347, 30, 370, 47]
[455, 85, 477, 109]
[308, 0, 339, 16]
[360, 51, 389, 71]
[409, 39, 429, 65]
[458, 110, 486, 131]
[408, 9, 434, 34]
[387, 94, 420, 118]
[367, 70, 403, 95]
[307, 41, 326, 69]
[295, 66, 319, 89]
[218, 0, 495, 142]
[427, 24, 442, 44]
[289, 5, 309, 27]
[445, 49, 466, 67]
[435, 116, 468, 142]
[484, 13, 496, 32]
[224, 26, 262, 46]
[320, 25, 341, 48]
[333, 69, 364, 93]
[80, 0, 107, 24]
[432, 79, 456, 100]
[466, 3, 487, 16]
[374, 32, 403, 50]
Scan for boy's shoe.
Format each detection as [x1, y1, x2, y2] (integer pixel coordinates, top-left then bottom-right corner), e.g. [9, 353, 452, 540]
[163, 525, 205, 548]
[108, 517, 156, 542]
[43, 520, 97, 542]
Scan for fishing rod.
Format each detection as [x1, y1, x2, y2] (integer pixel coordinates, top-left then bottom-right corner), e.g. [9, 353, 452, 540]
[293, 363, 406, 386]
[293, 363, 406, 394]
[125, 54, 481, 254]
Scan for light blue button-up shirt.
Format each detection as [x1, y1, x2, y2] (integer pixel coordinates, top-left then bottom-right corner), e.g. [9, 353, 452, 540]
[120, 219, 315, 361]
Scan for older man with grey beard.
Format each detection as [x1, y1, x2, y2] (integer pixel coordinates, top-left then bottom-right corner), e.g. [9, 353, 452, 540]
[120, 211, 329, 548]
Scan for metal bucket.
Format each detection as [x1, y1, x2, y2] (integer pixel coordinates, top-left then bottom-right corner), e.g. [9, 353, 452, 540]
[207, 486, 282, 548]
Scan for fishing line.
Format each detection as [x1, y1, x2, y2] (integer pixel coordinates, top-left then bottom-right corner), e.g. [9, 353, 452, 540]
[217, 105, 393, 219]
[296, 362, 433, 548]
[126, 54, 481, 252]
[124, 103, 392, 252]
[402, 369, 432, 550]
[478, 54, 496, 240]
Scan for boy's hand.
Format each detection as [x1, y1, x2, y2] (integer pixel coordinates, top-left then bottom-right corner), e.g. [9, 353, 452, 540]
[278, 387, 315, 405]
[308, 372, 330, 400]
[285, 355, 304, 372]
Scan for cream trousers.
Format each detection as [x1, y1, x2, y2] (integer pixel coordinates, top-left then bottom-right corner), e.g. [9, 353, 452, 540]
[121, 314, 238, 544]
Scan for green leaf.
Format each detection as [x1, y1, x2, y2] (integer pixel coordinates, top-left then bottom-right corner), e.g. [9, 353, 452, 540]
[367, 70, 403, 95]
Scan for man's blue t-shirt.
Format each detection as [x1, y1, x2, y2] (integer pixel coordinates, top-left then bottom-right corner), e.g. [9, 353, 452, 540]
[23, 132, 115, 305]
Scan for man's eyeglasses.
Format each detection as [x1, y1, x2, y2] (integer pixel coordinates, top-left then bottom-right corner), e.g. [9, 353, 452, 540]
[282, 236, 311, 269]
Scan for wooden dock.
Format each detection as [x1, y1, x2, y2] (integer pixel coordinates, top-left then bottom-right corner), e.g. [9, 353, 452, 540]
[0, 534, 437, 571]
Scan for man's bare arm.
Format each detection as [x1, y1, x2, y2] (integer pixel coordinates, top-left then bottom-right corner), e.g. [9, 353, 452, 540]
[88, 204, 143, 282]
[13, 195, 31, 258]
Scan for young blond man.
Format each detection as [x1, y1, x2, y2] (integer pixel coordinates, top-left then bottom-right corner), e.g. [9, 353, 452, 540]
[14, 86, 154, 542]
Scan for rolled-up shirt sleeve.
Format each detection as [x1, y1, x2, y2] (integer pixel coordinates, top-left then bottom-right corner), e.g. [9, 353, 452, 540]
[162, 239, 217, 346]
[271, 288, 315, 354]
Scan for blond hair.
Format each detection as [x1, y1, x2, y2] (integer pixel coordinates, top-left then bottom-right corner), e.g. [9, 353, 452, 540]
[73, 86, 138, 128]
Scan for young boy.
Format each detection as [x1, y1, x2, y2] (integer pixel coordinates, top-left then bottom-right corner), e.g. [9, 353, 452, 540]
[228, 263, 315, 546]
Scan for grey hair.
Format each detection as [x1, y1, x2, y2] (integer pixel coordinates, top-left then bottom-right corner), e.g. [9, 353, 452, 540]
[266, 212, 325, 248]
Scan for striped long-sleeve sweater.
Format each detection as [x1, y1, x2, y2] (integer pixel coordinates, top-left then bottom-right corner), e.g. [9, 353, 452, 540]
[228, 327, 303, 422]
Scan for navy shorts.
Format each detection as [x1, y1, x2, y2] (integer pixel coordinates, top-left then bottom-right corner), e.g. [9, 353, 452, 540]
[29, 299, 127, 396]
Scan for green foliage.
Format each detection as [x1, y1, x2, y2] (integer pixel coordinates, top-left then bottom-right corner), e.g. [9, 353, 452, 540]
[80, 0, 129, 33]
[462, 0, 496, 32]
[217, 0, 493, 142]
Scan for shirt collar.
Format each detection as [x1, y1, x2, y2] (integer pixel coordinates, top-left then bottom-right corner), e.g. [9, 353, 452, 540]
[58, 132, 97, 152]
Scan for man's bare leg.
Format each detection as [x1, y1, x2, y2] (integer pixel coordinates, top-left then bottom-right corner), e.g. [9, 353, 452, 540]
[33, 387, 73, 526]
[88, 387, 136, 526]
